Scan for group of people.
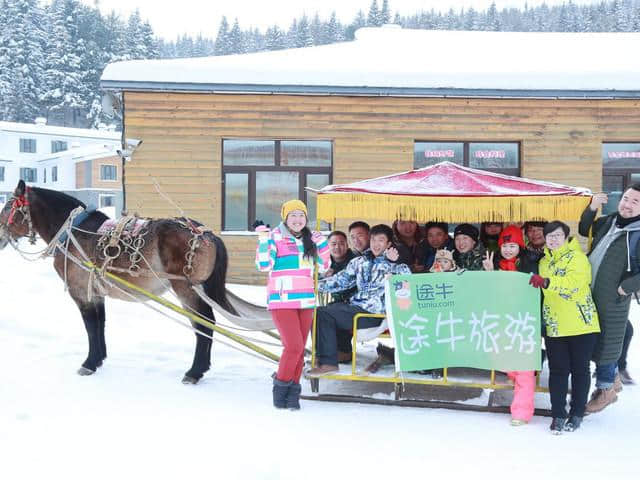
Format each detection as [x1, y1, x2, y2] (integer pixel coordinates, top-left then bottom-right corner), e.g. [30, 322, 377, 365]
[254, 187, 639, 435]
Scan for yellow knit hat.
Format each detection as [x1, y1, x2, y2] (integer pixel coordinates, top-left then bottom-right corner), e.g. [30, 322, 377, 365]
[281, 199, 308, 221]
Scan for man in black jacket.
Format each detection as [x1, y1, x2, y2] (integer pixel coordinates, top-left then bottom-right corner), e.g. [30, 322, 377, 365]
[580, 186, 640, 413]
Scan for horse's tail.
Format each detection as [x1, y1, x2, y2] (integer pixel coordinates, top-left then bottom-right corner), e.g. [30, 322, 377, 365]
[203, 233, 237, 316]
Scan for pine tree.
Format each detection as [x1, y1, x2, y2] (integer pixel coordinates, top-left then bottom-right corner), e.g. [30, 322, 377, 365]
[324, 11, 344, 43]
[296, 15, 313, 47]
[265, 25, 286, 50]
[486, 2, 500, 31]
[345, 10, 366, 39]
[286, 18, 298, 48]
[380, 0, 391, 24]
[0, 0, 46, 122]
[215, 16, 231, 55]
[367, 0, 381, 26]
[310, 13, 323, 45]
[41, 0, 86, 125]
[228, 18, 244, 54]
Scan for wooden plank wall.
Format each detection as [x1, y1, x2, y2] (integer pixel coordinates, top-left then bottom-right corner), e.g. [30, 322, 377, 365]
[123, 92, 640, 284]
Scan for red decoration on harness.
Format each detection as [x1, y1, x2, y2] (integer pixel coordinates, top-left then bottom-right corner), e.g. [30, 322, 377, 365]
[7, 188, 31, 225]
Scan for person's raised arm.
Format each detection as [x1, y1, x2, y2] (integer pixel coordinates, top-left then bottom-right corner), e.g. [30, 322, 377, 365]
[318, 256, 358, 293]
[579, 193, 607, 237]
[255, 226, 275, 272]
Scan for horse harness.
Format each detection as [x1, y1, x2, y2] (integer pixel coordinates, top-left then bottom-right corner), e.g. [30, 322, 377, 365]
[4, 188, 37, 245]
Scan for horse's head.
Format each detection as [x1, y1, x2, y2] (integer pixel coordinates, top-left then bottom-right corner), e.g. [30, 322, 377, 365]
[0, 180, 35, 249]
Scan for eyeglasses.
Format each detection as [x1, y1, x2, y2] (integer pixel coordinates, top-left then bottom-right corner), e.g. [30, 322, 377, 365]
[546, 233, 565, 240]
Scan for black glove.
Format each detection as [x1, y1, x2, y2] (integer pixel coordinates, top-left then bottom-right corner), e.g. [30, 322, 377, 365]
[252, 219, 270, 231]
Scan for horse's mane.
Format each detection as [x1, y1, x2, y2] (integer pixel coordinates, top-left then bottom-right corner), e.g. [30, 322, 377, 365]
[31, 187, 87, 211]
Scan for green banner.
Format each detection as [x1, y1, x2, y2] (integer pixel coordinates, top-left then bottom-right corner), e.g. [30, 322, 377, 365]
[386, 271, 541, 372]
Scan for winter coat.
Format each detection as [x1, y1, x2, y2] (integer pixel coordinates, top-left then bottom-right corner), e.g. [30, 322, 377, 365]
[255, 222, 330, 310]
[454, 243, 485, 271]
[538, 238, 600, 338]
[327, 249, 357, 304]
[318, 250, 411, 314]
[579, 209, 640, 363]
[492, 251, 538, 274]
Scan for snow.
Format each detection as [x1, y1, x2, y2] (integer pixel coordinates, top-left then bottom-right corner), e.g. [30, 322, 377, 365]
[1, 242, 639, 480]
[101, 27, 640, 93]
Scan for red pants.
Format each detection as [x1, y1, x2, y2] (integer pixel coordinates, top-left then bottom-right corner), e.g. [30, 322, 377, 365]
[271, 308, 314, 383]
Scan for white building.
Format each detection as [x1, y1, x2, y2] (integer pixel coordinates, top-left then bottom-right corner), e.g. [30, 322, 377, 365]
[0, 119, 123, 214]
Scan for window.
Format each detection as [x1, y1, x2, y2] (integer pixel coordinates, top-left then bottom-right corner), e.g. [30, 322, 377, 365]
[43, 168, 47, 183]
[222, 139, 332, 230]
[99, 194, 116, 208]
[19, 138, 37, 153]
[0, 166, 4, 182]
[51, 140, 68, 153]
[100, 165, 117, 181]
[19, 168, 37, 182]
[414, 141, 520, 176]
[602, 143, 640, 215]
[52, 166, 58, 182]
[0, 194, 6, 206]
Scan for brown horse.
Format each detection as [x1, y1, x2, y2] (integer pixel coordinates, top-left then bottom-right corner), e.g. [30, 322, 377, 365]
[0, 180, 235, 384]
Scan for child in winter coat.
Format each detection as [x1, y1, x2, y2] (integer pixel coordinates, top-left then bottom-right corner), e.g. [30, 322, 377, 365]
[255, 199, 330, 410]
[483, 225, 538, 426]
[429, 248, 458, 272]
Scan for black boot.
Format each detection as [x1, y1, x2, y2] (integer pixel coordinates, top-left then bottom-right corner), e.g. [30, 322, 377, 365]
[549, 417, 566, 435]
[286, 382, 302, 410]
[563, 416, 583, 432]
[272, 378, 290, 409]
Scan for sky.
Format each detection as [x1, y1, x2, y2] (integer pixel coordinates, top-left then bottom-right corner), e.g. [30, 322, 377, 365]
[78, 0, 600, 40]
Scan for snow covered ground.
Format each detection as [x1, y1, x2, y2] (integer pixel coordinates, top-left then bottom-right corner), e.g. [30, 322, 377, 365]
[1, 243, 639, 480]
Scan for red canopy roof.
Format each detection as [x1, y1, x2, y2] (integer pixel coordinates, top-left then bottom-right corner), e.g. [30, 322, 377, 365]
[318, 161, 590, 197]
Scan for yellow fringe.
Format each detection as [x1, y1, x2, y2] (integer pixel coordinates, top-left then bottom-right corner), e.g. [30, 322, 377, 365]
[317, 193, 591, 224]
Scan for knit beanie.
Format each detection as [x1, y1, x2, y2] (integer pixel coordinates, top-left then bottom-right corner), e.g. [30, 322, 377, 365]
[498, 225, 525, 248]
[281, 199, 308, 221]
[453, 223, 479, 243]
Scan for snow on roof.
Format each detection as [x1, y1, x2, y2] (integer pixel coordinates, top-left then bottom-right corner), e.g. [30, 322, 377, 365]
[101, 27, 640, 97]
[35, 143, 120, 164]
[0, 121, 120, 141]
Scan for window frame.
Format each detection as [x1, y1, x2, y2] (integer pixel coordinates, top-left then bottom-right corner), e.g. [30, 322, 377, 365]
[52, 165, 58, 182]
[99, 164, 118, 182]
[19, 138, 37, 153]
[51, 140, 68, 153]
[414, 140, 521, 176]
[221, 139, 333, 231]
[0, 165, 5, 182]
[19, 167, 37, 183]
[602, 141, 640, 214]
[99, 193, 116, 208]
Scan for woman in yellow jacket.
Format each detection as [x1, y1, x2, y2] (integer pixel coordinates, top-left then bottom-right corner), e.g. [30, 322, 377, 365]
[532, 221, 600, 434]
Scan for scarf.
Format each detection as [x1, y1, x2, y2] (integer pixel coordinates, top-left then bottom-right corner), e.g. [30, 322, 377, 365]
[616, 213, 640, 228]
[499, 257, 518, 271]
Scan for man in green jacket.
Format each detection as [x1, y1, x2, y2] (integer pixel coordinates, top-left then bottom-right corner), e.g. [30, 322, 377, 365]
[579, 185, 640, 413]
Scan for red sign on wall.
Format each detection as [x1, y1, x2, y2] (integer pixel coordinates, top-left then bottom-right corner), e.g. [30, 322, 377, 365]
[424, 150, 455, 158]
[474, 150, 506, 159]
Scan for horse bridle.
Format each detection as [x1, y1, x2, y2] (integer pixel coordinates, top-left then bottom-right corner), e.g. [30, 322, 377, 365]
[1, 188, 37, 245]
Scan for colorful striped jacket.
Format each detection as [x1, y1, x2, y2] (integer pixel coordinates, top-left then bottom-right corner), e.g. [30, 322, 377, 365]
[255, 223, 330, 310]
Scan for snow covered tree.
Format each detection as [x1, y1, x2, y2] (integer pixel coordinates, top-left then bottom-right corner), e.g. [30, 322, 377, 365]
[380, 0, 391, 24]
[286, 19, 298, 48]
[324, 12, 344, 43]
[40, 0, 88, 126]
[265, 25, 286, 50]
[486, 2, 500, 31]
[228, 18, 244, 54]
[0, 0, 46, 122]
[296, 15, 313, 47]
[310, 13, 323, 45]
[367, 0, 382, 27]
[215, 16, 231, 55]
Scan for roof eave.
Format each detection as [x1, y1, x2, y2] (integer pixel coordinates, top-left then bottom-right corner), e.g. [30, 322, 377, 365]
[100, 80, 640, 99]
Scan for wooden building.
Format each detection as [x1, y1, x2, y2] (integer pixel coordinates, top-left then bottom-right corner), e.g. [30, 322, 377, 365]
[100, 27, 640, 284]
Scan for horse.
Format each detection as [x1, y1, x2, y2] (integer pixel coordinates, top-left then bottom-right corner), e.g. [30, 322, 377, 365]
[0, 180, 235, 384]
